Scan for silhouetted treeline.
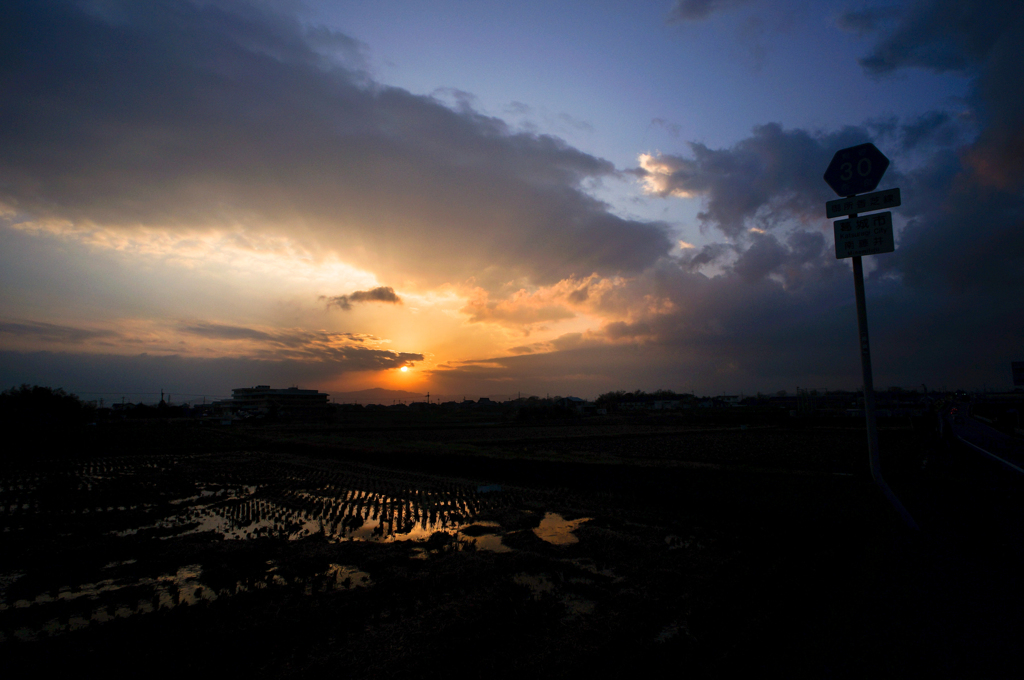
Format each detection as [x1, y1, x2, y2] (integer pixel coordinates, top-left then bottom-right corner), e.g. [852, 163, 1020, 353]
[596, 389, 691, 409]
[114, 401, 191, 419]
[516, 396, 577, 421]
[0, 384, 95, 431]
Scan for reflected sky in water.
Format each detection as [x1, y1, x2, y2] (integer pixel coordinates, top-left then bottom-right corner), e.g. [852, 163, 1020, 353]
[0, 452, 612, 642]
[1, 561, 371, 642]
[121, 478, 507, 546]
[533, 513, 590, 545]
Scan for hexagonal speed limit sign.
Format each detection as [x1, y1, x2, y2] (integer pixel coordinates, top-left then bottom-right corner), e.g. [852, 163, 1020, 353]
[823, 143, 889, 197]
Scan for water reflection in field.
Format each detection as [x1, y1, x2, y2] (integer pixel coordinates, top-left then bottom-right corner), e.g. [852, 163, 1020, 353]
[1, 561, 370, 642]
[124, 478, 509, 546]
[0, 452, 524, 551]
[7, 451, 525, 549]
[0, 452, 520, 641]
[533, 513, 590, 545]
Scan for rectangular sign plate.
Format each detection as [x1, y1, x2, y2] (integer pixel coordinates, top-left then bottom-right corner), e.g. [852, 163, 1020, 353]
[834, 211, 894, 258]
[826, 187, 901, 219]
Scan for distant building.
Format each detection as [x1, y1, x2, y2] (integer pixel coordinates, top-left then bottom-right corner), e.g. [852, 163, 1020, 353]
[555, 396, 602, 415]
[616, 394, 692, 411]
[228, 385, 329, 419]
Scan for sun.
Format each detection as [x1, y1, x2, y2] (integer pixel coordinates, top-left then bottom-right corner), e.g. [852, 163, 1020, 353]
[400, 366, 409, 372]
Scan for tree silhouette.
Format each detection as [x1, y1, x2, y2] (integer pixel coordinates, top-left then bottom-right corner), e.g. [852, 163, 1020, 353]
[0, 384, 94, 431]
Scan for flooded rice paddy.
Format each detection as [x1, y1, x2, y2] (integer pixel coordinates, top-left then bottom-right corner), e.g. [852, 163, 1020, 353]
[0, 451, 593, 642]
[4, 424, 984, 678]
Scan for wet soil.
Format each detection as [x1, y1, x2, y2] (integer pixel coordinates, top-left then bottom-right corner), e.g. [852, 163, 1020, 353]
[3, 419, 1024, 677]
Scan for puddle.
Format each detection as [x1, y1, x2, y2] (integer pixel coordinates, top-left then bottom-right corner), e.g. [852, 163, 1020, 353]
[323, 564, 372, 591]
[533, 513, 590, 545]
[457, 521, 511, 553]
[467, 533, 511, 553]
[2, 561, 371, 641]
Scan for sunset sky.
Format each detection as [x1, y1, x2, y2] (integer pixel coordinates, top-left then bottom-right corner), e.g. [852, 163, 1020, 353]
[2, 0, 1022, 402]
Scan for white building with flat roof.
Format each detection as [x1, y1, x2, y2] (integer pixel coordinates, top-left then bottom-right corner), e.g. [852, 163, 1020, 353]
[229, 385, 328, 419]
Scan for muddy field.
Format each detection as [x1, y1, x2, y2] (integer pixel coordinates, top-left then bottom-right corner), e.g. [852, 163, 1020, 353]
[3, 420, 1024, 677]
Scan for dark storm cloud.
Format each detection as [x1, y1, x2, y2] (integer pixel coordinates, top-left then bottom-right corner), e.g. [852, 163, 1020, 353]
[665, 262, 847, 348]
[275, 345, 423, 370]
[434, 237, 1017, 396]
[0, 320, 121, 343]
[179, 322, 276, 342]
[617, 0, 1024, 392]
[626, 148, 1020, 390]
[730, 230, 826, 286]
[858, 0, 1022, 74]
[836, 6, 901, 36]
[666, 0, 755, 23]
[303, 24, 370, 73]
[856, 0, 1024, 188]
[889, 155, 1024, 293]
[567, 286, 589, 304]
[374, 0, 1024, 395]
[731, 234, 788, 282]
[177, 322, 416, 365]
[0, 349, 420, 397]
[0, 0, 671, 289]
[899, 111, 964, 151]
[321, 287, 402, 311]
[427, 252, 859, 394]
[344, 287, 403, 304]
[638, 123, 884, 238]
[429, 295, 864, 396]
[859, 0, 1024, 293]
[679, 242, 733, 272]
[963, 13, 1024, 189]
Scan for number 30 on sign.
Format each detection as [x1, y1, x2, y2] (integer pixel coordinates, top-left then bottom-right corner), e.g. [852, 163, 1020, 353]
[823, 143, 890, 197]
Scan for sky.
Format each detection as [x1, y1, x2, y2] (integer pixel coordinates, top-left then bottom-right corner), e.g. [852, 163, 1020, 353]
[1, 0, 1022, 402]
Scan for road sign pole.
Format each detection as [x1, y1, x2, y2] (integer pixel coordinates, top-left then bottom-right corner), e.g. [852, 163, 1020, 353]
[851, 248, 918, 530]
[826, 144, 916, 528]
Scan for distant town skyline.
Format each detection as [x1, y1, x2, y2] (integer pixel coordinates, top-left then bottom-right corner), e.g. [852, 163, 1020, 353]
[2, 1, 1022, 398]
[35, 381, 1006, 410]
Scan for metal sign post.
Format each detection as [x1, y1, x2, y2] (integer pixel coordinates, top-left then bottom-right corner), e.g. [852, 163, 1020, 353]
[851, 235, 918, 530]
[825, 145, 918, 530]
